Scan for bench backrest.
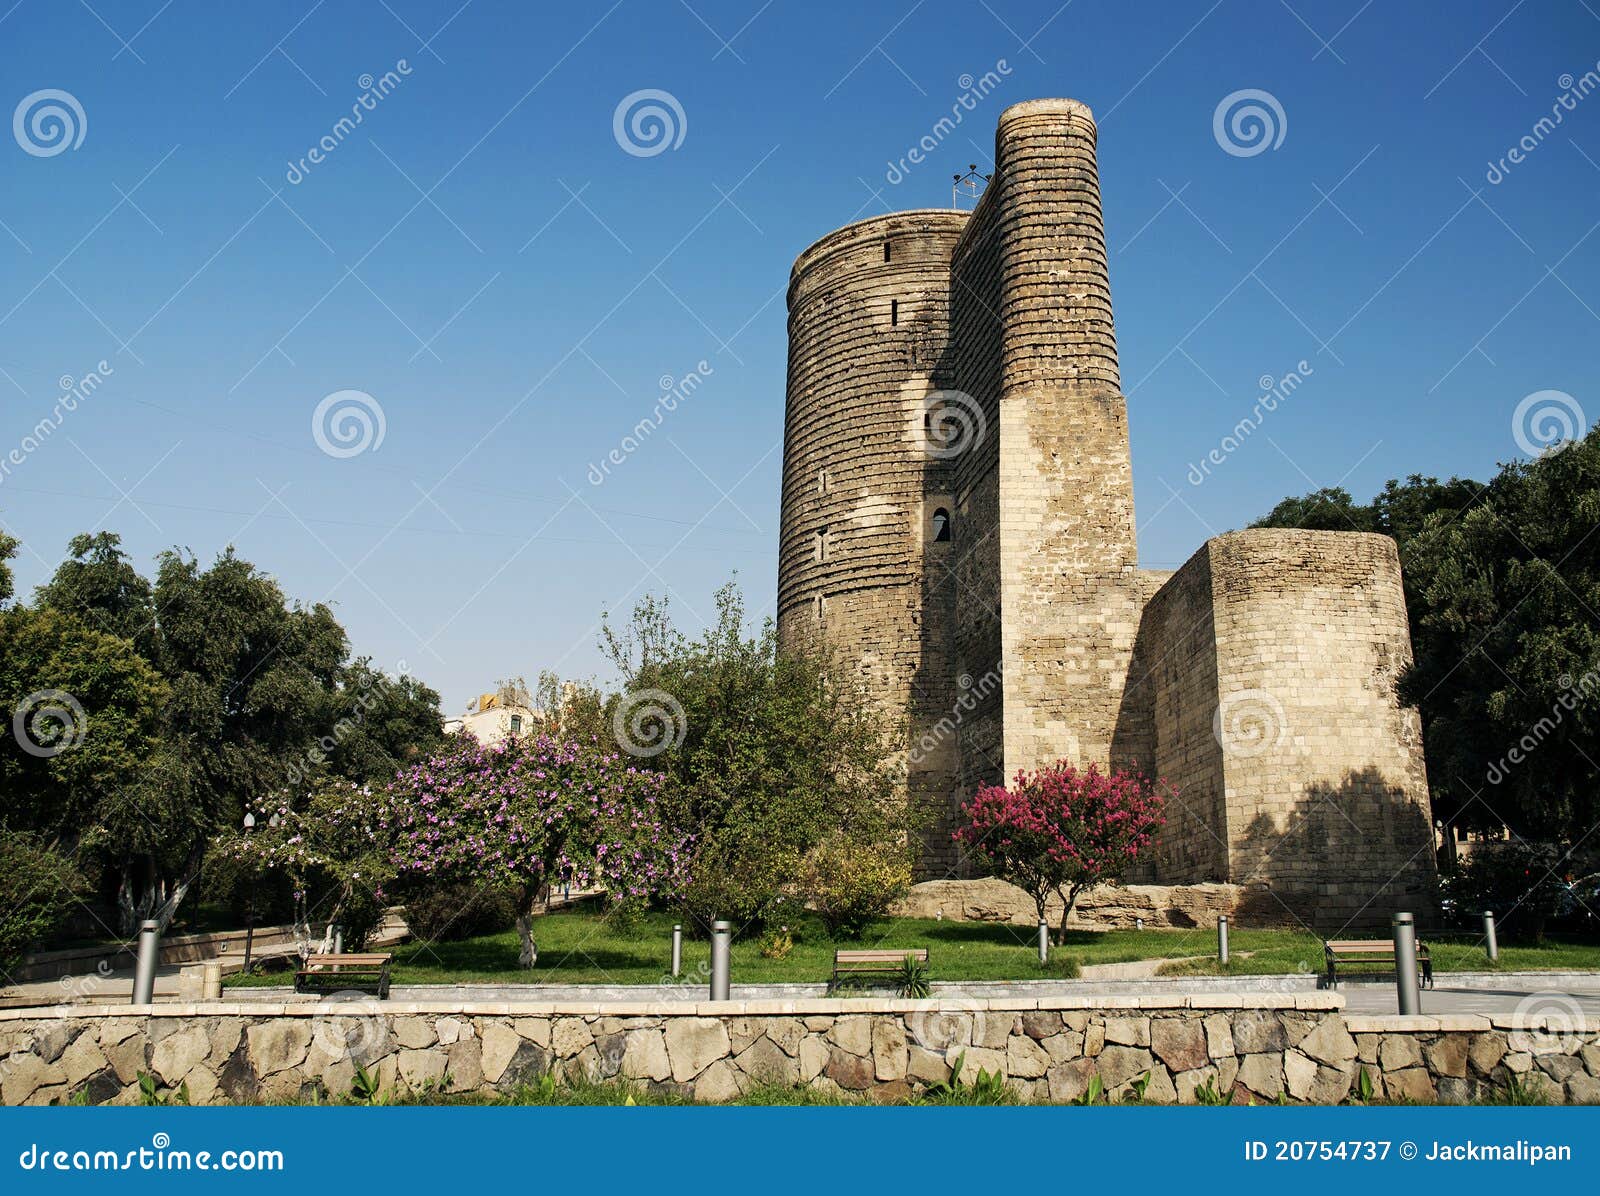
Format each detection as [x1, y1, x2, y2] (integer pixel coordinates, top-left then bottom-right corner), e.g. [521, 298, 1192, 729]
[834, 949, 928, 963]
[302, 953, 392, 966]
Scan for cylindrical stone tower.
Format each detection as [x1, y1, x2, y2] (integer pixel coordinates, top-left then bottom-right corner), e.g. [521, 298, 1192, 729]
[778, 209, 969, 871]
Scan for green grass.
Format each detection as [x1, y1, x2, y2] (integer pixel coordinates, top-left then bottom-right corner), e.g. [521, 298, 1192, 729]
[225, 908, 1600, 989]
[1156, 931, 1600, 978]
[226, 910, 1329, 988]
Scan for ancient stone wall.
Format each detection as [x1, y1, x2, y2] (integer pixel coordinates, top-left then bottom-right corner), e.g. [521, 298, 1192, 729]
[4, 999, 1594, 1106]
[777, 100, 1437, 917]
[1207, 529, 1436, 926]
[778, 210, 970, 874]
[989, 100, 1142, 780]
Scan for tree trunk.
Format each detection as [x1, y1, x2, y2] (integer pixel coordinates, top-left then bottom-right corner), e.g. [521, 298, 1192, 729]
[1055, 885, 1082, 945]
[515, 913, 539, 968]
[515, 885, 539, 968]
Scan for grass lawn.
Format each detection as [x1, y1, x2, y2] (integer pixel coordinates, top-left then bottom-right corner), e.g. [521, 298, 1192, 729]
[226, 910, 1314, 987]
[225, 909, 1600, 989]
[1157, 931, 1600, 977]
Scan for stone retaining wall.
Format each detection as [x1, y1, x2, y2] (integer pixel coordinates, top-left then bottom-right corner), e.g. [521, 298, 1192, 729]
[1, 996, 1594, 1106]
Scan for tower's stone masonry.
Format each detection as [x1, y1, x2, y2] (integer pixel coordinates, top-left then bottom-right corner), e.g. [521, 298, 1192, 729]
[778, 100, 1435, 928]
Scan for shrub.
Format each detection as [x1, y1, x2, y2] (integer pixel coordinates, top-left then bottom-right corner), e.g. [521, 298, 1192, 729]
[403, 884, 518, 944]
[956, 761, 1167, 943]
[0, 832, 81, 970]
[797, 831, 911, 938]
[679, 833, 798, 930]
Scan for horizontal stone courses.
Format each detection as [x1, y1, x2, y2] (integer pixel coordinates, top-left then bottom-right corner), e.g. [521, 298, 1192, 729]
[0, 993, 1345, 1022]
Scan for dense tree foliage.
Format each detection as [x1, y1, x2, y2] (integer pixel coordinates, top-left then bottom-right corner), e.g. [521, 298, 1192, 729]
[1, 530, 446, 943]
[596, 581, 910, 931]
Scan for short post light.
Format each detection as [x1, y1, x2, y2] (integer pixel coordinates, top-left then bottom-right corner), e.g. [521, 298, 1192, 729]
[1483, 911, 1499, 964]
[1392, 912, 1422, 1015]
[709, 920, 732, 1000]
[1217, 914, 1230, 966]
[131, 919, 161, 1006]
[671, 923, 683, 978]
[1037, 919, 1049, 965]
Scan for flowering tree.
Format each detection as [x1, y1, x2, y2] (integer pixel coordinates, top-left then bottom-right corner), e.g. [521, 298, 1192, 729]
[212, 782, 398, 953]
[388, 733, 689, 967]
[955, 762, 1168, 942]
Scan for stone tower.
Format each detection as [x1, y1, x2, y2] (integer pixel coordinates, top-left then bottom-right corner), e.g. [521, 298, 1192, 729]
[777, 99, 1436, 927]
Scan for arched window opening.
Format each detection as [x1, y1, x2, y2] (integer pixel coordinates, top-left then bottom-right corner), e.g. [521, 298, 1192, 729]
[932, 508, 951, 543]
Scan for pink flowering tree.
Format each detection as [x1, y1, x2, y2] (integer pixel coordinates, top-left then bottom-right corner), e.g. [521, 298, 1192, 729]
[955, 761, 1168, 943]
[389, 733, 689, 968]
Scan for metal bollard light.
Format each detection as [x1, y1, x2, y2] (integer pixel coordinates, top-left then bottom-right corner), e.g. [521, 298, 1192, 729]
[1217, 915, 1230, 966]
[1392, 912, 1422, 1015]
[131, 919, 161, 1006]
[1037, 920, 1049, 965]
[1483, 911, 1499, 963]
[709, 920, 731, 1000]
[671, 923, 683, 978]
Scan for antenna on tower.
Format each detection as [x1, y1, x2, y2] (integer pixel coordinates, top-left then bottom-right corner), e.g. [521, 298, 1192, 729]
[952, 164, 990, 209]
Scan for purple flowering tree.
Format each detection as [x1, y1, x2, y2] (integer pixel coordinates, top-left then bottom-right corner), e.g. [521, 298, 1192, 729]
[389, 733, 688, 968]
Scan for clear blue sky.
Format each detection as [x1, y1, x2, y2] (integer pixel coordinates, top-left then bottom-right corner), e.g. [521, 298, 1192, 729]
[1, 0, 1595, 712]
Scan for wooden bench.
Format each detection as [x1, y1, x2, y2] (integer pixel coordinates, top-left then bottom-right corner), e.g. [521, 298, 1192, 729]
[829, 949, 928, 991]
[294, 953, 392, 998]
[1322, 940, 1432, 990]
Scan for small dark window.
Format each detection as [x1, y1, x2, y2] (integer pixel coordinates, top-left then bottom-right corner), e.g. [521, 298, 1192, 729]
[509, 714, 523, 735]
[891, 299, 899, 326]
[932, 508, 951, 542]
[883, 241, 892, 262]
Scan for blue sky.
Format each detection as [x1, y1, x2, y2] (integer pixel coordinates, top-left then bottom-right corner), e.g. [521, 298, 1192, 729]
[1, 0, 1596, 711]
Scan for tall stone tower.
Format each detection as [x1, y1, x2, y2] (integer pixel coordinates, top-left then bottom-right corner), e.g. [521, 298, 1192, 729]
[777, 209, 968, 870]
[777, 99, 1436, 927]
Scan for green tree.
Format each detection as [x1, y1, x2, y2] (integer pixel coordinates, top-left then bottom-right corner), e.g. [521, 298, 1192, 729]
[1251, 486, 1377, 533]
[601, 580, 909, 929]
[35, 531, 157, 655]
[295, 658, 445, 789]
[1399, 435, 1600, 844]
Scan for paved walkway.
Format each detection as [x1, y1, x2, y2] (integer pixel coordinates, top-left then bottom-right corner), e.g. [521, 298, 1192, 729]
[1337, 977, 1600, 1016]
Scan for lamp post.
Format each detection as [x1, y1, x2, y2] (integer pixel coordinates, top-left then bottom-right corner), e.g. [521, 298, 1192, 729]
[709, 921, 731, 1000]
[240, 810, 281, 974]
[241, 812, 257, 974]
[1392, 912, 1422, 1015]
